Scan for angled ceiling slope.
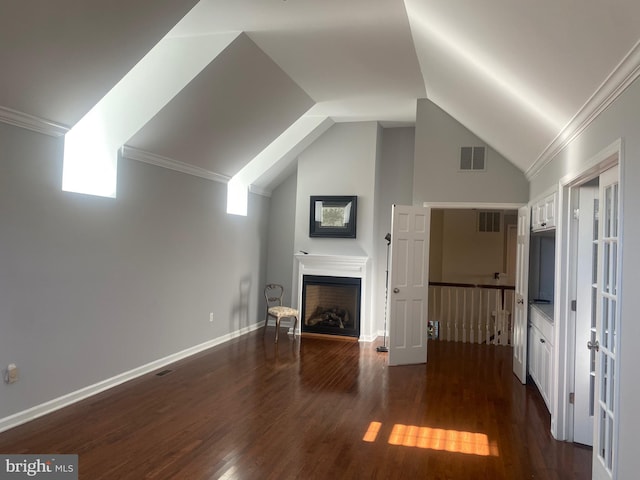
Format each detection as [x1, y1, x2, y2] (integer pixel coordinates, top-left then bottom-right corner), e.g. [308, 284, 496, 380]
[127, 33, 315, 179]
[1, 1, 640, 191]
[0, 0, 200, 126]
[405, 0, 640, 174]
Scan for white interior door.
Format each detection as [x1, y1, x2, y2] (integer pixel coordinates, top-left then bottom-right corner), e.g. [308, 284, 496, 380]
[592, 165, 620, 480]
[388, 205, 430, 366]
[512, 206, 530, 383]
[573, 183, 598, 446]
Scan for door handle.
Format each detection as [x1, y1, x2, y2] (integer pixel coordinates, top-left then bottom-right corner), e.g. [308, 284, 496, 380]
[587, 340, 600, 352]
[393, 288, 400, 293]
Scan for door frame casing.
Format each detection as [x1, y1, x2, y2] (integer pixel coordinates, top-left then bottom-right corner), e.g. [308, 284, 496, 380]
[555, 139, 622, 451]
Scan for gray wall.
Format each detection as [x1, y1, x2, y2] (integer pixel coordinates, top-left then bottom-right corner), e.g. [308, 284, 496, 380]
[294, 121, 379, 338]
[439, 209, 510, 283]
[294, 122, 379, 258]
[0, 122, 269, 421]
[265, 171, 297, 305]
[529, 77, 640, 478]
[413, 99, 529, 204]
[373, 127, 415, 335]
[264, 124, 415, 338]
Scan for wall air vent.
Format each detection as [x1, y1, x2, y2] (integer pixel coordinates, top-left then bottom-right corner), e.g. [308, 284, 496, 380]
[477, 211, 501, 233]
[460, 146, 486, 171]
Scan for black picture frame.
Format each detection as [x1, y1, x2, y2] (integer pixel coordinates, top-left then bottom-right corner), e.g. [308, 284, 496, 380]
[309, 195, 357, 238]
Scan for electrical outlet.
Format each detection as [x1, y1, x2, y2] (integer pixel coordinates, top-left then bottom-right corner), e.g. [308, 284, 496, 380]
[209, 312, 214, 322]
[6, 364, 18, 384]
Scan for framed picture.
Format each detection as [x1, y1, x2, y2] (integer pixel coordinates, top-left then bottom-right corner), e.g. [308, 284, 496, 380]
[309, 195, 357, 238]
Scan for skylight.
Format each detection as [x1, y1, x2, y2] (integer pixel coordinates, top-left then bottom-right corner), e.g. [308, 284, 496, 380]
[62, 18, 239, 197]
[226, 112, 333, 216]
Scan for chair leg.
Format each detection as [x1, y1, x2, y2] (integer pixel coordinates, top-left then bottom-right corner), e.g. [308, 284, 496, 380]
[292, 315, 298, 338]
[274, 316, 280, 343]
[264, 313, 269, 336]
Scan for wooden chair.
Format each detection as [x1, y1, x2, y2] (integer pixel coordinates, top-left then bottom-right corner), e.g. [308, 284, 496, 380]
[264, 284, 299, 343]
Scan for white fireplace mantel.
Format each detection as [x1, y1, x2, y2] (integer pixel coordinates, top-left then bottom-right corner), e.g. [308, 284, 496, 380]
[293, 253, 374, 341]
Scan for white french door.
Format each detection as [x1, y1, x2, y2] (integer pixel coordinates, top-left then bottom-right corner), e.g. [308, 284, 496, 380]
[388, 205, 430, 366]
[512, 206, 530, 383]
[592, 165, 620, 480]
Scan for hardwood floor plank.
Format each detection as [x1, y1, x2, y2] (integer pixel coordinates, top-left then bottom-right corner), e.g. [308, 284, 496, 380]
[0, 330, 591, 479]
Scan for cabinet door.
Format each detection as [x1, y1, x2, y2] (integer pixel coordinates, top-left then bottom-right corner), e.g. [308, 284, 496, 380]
[528, 326, 538, 382]
[531, 204, 540, 230]
[539, 335, 552, 408]
[544, 193, 556, 229]
[531, 192, 557, 231]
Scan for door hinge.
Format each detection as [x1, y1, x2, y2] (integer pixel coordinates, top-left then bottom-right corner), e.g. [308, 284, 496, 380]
[573, 208, 580, 220]
[569, 392, 575, 404]
[571, 300, 577, 312]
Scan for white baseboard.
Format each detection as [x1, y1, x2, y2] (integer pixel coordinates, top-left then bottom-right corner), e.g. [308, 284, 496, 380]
[0, 322, 262, 434]
[359, 333, 377, 342]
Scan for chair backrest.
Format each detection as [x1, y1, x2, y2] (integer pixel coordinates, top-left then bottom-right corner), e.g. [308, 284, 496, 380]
[264, 284, 285, 308]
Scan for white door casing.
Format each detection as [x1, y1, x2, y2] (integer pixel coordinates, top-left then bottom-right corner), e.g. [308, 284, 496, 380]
[388, 205, 430, 366]
[513, 206, 530, 383]
[592, 165, 620, 480]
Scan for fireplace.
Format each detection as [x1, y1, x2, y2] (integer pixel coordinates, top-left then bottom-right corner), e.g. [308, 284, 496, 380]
[302, 275, 361, 338]
[294, 254, 371, 341]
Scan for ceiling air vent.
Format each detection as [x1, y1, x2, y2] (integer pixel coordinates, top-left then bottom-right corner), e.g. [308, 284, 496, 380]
[460, 146, 486, 171]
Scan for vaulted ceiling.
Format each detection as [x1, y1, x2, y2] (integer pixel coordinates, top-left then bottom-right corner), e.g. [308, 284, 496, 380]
[2, 1, 639, 190]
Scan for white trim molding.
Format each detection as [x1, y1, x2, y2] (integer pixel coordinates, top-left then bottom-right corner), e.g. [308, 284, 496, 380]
[0, 322, 262, 434]
[0, 105, 68, 137]
[249, 184, 272, 197]
[423, 201, 525, 210]
[121, 146, 230, 185]
[527, 39, 640, 180]
[293, 253, 375, 342]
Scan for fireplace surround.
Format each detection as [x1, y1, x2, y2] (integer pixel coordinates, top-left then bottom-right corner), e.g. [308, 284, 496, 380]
[294, 254, 371, 341]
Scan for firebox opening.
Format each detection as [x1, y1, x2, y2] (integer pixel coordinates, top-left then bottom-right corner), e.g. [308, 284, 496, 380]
[302, 275, 361, 338]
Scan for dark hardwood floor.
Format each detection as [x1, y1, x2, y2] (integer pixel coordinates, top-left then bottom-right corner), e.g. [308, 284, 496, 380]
[0, 329, 591, 479]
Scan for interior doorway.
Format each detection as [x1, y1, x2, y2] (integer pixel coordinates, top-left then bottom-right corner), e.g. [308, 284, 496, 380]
[427, 206, 519, 346]
[559, 143, 621, 480]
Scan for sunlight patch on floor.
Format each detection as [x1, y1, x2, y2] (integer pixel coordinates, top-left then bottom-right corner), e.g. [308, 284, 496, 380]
[363, 421, 499, 457]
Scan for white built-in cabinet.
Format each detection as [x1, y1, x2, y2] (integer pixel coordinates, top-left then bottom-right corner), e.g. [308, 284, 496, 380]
[528, 306, 554, 411]
[531, 192, 556, 231]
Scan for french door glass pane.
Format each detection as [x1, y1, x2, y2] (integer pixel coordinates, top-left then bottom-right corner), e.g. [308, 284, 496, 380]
[593, 199, 599, 239]
[591, 287, 597, 329]
[613, 184, 618, 236]
[602, 356, 608, 404]
[603, 242, 610, 294]
[605, 187, 612, 237]
[602, 297, 609, 350]
[611, 299, 617, 354]
[610, 357, 615, 409]
[600, 409, 607, 459]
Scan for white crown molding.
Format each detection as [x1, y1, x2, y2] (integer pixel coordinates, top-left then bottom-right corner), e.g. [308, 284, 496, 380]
[527, 39, 640, 180]
[121, 146, 230, 185]
[249, 184, 272, 197]
[123, 147, 273, 197]
[0, 106, 68, 137]
[0, 107, 276, 198]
